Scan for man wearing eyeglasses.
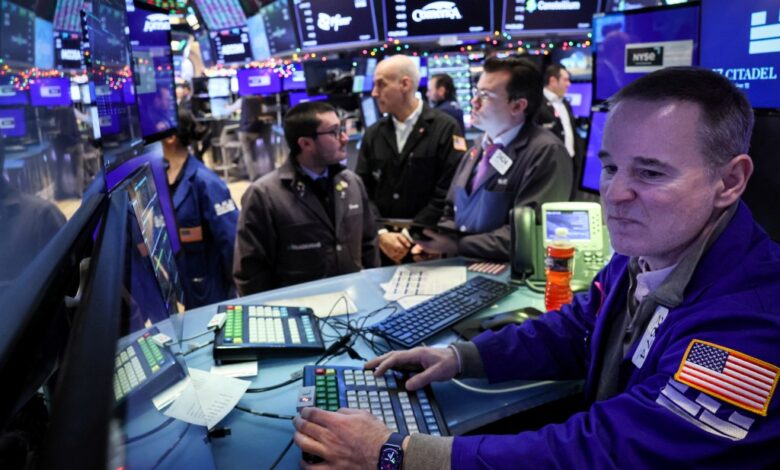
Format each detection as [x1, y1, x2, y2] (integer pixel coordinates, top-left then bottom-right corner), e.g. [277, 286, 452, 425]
[233, 101, 379, 295]
[412, 57, 572, 262]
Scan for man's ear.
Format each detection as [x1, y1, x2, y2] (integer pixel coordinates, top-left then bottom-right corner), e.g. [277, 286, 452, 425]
[714, 154, 753, 208]
[297, 136, 314, 153]
[510, 98, 528, 117]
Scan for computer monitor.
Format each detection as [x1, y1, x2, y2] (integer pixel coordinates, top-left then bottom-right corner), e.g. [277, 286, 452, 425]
[195, 30, 216, 68]
[247, 0, 299, 60]
[54, 30, 83, 71]
[193, 0, 247, 31]
[127, 1, 178, 142]
[565, 82, 593, 119]
[208, 76, 231, 98]
[427, 53, 472, 124]
[210, 27, 253, 65]
[282, 68, 307, 91]
[384, 0, 494, 41]
[503, 0, 598, 34]
[700, 0, 780, 111]
[593, 3, 700, 102]
[53, 0, 84, 33]
[35, 17, 55, 70]
[551, 47, 593, 82]
[0, 108, 27, 138]
[292, 0, 379, 52]
[210, 96, 231, 117]
[0, 0, 36, 68]
[288, 91, 327, 108]
[352, 57, 377, 94]
[580, 110, 608, 193]
[0, 80, 29, 106]
[605, 1, 696, 12]
[303, 58, 354, 95]
[30, 77, 73, 107]
[237, 68, 282, 96]
[360, 96, 380, 128]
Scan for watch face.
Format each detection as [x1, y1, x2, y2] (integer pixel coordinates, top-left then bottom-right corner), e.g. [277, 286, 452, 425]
[379, 448, 402, 470]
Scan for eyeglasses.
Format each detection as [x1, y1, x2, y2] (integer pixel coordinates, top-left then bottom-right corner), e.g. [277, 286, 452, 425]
[473, 88, 510, 103]
[313, 126, 346, 139]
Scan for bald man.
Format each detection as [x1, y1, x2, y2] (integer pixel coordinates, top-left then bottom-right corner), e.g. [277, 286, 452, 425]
[356, 55, 465, 264]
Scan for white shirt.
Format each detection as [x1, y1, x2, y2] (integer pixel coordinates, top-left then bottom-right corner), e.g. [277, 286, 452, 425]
[544, 88, 575, 158]
[392, 99, 423, 153]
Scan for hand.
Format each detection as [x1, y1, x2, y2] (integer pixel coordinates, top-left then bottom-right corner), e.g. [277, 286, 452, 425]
[413, 230, 458, 258]
[378, 232, 412, 263]
[365, 347, 459, 391]
[410, 244, 442, 263]
[294, 407, 391, 469]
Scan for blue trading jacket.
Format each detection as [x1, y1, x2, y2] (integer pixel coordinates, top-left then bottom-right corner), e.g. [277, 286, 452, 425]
[453, 201, 780, 468]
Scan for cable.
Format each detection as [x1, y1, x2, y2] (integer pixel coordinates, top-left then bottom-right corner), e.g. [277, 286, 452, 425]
[150, 423, 191, 470]
[175, 340, 214, 357]
[269, 437, 295, 470]
[179, 329, 214, 342]
[235, 405, 295, 421]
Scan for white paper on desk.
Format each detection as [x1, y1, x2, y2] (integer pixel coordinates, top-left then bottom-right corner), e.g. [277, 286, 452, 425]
[210, 361, 258, 379]
[265, 291, 357, 318]
[164, 369, 249, 429]
[381, 266, 467, 302]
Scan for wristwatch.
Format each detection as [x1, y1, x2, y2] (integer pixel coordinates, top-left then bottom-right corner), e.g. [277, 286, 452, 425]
[378, 432, 406, 470]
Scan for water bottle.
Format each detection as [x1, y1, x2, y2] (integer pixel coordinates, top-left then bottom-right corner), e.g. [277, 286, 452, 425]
[544, 227, 575, 312]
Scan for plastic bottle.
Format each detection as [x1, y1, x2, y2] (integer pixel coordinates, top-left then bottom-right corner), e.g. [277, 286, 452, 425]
[544, 227, 575, 312]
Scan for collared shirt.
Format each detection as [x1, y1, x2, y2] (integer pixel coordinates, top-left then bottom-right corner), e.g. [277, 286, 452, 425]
[482, 122, 524, 149]
[633, 260, 677, 304]
[544, 88, 575, 157]
[392, 98, 424, 153]
[299, 164, 329, 181]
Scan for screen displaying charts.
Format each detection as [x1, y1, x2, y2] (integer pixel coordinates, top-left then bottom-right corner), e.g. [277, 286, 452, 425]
[292, 0, 379, 51]
[0, 0, 36, 68]
[210, 27, 253, 65]
[384, 0, 494, 40]
[193, 0, 247, 31]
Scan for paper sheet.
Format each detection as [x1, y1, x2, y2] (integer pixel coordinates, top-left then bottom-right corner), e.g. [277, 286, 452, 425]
[164, 369, 249, 429]
[265, 291, 358, 318]
[381, 266, 467, 302]
[210, 361, 258, 379]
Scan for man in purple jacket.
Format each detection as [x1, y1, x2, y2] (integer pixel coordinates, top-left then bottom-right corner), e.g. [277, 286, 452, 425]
[293, 68, 780, 469]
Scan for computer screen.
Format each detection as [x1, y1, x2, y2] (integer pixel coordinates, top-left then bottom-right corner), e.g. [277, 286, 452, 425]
[0, 107, 26, 138]
[384, 0, 494, 41]
[54, 30, 83, 70]
[700, 0, 780, 110]
[193, 0, 247, 31]
[352, 57, 377, 94]
[53, 0, 84, 32]
[566, 82, 593, 119]
[292, 0, 379, 51]
[30, 77, 72, 107]
[195, 30, 215, 67]
[580, 110, 608, 193]
[0, 0, 36, 68]
[551, 47, 593, 81]
[210, 26, 253, 64]
[237, 67, 282, 96]
[208, 76, 231, 97]
[303, 58, 354, 95]
[503, 0, 598, 34]
[210, 96, 231, 116]
[0, 81, 29, 106]
[127, 2, 178, 141]
[288, 91, 327, 107]
[427, 53, 472, 124]
[282, 67, 307, 91]
[361, 96, 379, 128]
[247, 0, 298, 60]
[605, 0, 695, 12]
[545, 210, 592, 242]
[593, 3, 700, 102]
[35, 17, 55, 70]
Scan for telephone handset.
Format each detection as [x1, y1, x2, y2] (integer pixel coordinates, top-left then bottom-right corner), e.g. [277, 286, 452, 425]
[511, 202, 611, 292]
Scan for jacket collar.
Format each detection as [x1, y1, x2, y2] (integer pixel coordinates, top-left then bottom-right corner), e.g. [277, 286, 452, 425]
[279, 157, 347, 231]
[376, 103, 438, 158]
[172, 156, 198, 210]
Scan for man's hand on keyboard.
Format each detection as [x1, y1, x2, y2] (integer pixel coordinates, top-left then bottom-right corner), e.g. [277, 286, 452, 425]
[366, 347, 459, 391]
[294, 407, 396, 469]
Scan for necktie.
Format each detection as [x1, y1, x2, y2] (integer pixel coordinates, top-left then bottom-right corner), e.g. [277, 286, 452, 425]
[470, 143, 504, 193]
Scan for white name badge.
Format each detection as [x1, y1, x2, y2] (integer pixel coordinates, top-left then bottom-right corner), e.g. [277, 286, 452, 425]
[632, 305, 669, 369]
[489, 149, 513, 175]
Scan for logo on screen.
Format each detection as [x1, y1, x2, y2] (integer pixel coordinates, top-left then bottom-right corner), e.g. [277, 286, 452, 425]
[40, 86, 63, 98]
[411, 1, 463, 22]
[0, 85, 15, 97]
[60, 48, 82, 61]
[527, 0, 582, 14]
[0, 117, 15, 129]
[249, 75, 272, 87]
[626, 47, 663, 67]
[143, 13, 171, 33]
[317, 13, 353, 32]
[222, 43, 247, 55]
[749, 10, 780, 55]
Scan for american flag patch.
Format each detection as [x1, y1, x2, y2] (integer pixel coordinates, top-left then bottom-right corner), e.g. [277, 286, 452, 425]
[675, 340, 779, 416]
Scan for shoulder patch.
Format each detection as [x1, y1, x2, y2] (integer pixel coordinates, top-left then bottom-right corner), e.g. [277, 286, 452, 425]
[452, 135, 467, 152]
[674, 339, 779, 416]
[214, 199, 237, 216]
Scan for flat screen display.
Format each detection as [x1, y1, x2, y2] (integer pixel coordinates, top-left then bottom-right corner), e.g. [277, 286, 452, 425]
[565, 82, 593, 119]
[427, 53, 471, 123]
[208, 76, 231, 97]
[127, 3, 177, 141]
[0, 0, 36, 68]
[352, 57, 377, 93]
[593, 4, 700, 102]
[605, 1, 696, 12]
[503, 0, 598, 33]
[551, 46, 593, 81]
[303, 58, 354, 94]
[35, 18, 55, 70]
[545, 210, 591, 241]
[209, 96, 231, 117]
[195, 30, 215, 68]
[384, 0, 494, 40]
[282, 68, 307, 91]
[0, 81, 29, 106]
[288, 91, 327, 107]
[30, 77, 72, 107]
[210, 27, 252, 64]
[247, 0, 298, 60]
[361, 96, 379, 127]
[0, 107, 26, 138]
[54, 31, 83, 70]
[700, 0, 780, 110]
[193, 0, 247, 31]
[53, 0, 85, 33]
[293, 0, 379, 51]
[237, 68, 282, 96]
[581, 110, 608, 193]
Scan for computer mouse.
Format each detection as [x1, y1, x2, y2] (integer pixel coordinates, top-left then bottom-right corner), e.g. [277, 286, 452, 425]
[479, 307, 543, 331]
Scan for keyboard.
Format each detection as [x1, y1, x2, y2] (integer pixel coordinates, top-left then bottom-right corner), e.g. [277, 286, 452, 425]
[369, 276, 516, 348]
[213, 304, 325, 362]
[301, 366, 448, 436]
[113, 327, 182, 407]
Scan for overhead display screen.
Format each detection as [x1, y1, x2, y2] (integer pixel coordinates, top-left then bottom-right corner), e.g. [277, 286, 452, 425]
[700, 0, 780, 110]
[210, 27, 253, 64]
[0, 0, 36, 68]
[0, 107, 26, 138]
[503, 0, 599, 33]
[292, 0, 379, 51]
[53, 0, 84, 33]
[247, 0, 298, 59]
[30, 77, 72, 107]
[55, 31, 83, 70]
[193, 0, 247, 31]
[384, 0, 493, 40]
[237, 68, 282, 96]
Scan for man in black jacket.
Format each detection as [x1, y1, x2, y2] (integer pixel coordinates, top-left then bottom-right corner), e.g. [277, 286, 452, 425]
[356, 55, 466, 263]
[536, 64, 577, 159]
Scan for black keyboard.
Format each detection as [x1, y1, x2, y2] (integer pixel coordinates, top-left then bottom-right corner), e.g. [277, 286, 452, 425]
[213, 304, 325, 362]
[300, 365, 448, 436]
[369, 276, 516, 348]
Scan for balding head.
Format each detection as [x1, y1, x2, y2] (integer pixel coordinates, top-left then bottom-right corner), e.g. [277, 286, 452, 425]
[372, 55, 422, 119]
[377, 55, 420, 91]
